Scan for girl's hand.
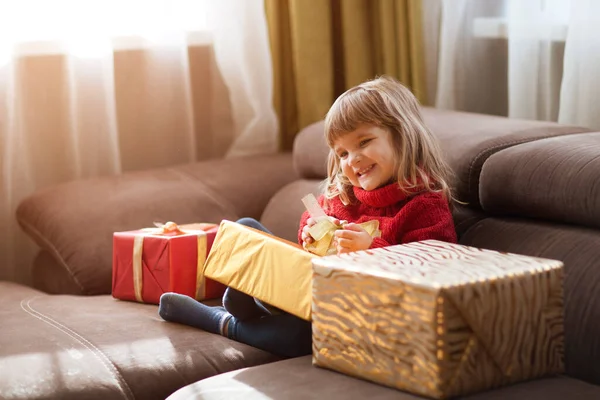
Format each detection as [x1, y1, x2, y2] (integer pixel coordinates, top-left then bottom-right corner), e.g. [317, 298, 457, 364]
[301, 217, 317, 248]
[333, 223, 373, 254]
[302, 217, 345, 248]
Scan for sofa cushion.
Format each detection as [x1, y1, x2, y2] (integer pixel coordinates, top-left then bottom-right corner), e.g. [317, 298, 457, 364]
[292, 108, 589, 206]
[480, 132, 600, 230]
[16, 154, 296, 295]
[292, 121, 328, 180]
[453, 204, 487, 239]
[30, 250, 85, 295]
[166, 356, 600, 400]
[260, 180, 322, 242]
[0, 281, 279, 400]
[460, 218, 600, 385]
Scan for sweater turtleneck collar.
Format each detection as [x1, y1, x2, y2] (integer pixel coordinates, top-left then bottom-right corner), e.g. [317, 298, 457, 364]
[352, 183, 414, 207]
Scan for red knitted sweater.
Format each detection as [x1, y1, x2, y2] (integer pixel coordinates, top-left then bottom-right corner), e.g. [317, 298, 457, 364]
[298, 183, 457, 248]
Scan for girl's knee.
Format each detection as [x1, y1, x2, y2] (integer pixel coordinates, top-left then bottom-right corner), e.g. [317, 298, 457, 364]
[235, 217, 272, 234]
[223, 287, 244, 305]
[236, 217, 261, 229]
[223, 287, 267, 320]
[222, 288, 241, 313]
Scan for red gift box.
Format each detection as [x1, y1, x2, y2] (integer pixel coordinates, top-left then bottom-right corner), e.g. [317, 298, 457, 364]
[112, 222, 226, 304]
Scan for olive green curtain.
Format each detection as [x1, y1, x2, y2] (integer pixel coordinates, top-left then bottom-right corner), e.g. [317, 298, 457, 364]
[265, 0, 427, 150]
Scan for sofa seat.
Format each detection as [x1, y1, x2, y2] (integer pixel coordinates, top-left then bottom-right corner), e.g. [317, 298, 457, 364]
[0, 282, 280, 400]
[167, 356, 600, 400]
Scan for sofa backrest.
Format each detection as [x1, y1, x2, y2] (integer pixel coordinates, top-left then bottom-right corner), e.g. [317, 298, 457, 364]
[290, 107, 589, 206]
[16, 154, 298, 296]
[480, 132, 600, 229]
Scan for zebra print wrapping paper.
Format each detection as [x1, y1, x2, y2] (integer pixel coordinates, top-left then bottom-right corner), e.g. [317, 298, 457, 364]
[311, 240, 564, 399]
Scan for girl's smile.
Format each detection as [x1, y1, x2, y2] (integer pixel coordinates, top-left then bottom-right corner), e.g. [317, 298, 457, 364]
[333, 124, 396, 191]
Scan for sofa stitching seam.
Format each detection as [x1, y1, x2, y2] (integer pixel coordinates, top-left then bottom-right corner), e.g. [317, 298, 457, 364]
[20, 296, 134, 400]
[16, 219, 87, 293]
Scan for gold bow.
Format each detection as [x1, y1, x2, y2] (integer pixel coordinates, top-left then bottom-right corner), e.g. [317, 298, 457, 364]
[301, 194, 381, 256]
[305, 219, 381, 256]
[137, 221, 184, 235]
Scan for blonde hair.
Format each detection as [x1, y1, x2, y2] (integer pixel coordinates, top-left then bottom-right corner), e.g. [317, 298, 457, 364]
[323, 75, 455, 206]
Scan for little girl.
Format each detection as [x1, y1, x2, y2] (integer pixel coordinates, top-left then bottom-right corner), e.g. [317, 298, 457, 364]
[158, 75, 457, 358]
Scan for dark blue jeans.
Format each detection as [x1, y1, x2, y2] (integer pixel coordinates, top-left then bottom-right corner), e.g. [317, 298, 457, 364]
[224, 218, 312, 358]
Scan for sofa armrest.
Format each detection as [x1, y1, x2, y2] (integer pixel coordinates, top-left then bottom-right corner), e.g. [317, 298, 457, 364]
[16, 153, 297, 295]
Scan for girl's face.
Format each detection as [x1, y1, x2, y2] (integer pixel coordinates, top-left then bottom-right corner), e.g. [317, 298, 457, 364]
[333, 124, 396, 191]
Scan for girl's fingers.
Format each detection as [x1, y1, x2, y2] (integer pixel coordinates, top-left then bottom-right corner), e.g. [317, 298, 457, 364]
[306, 217, 316, 227]
[337, 244, 351, 254]
[343, 223, 365, 232]
[334, 229, 356, 240]
[336, 238, 352, 249]
[301, 230, 314, 243]
[330, 218, 348, 226]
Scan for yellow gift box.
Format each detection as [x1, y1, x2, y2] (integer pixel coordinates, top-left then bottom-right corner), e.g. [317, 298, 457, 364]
[312, 240, 564, 399]
[203, 220, 315, 321]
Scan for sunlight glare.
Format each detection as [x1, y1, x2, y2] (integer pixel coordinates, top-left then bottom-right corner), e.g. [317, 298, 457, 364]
[0, 0, 209, 60]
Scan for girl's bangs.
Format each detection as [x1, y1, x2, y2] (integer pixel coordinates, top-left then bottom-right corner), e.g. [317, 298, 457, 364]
[325, 90, 380, 146]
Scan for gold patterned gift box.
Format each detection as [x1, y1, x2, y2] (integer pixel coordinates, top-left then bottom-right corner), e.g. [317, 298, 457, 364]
[311, 240, 564, 399]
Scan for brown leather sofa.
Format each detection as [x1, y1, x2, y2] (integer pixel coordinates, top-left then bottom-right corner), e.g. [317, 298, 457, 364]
[4, 108, 600, 399]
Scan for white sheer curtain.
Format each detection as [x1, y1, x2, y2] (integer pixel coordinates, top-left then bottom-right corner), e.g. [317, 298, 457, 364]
[559, 0, 600, 128]
[435, 0, 600, 130]
[0, 0, 277, 284]
[435, 0, 508, 116]
[507, 0, 569, 121]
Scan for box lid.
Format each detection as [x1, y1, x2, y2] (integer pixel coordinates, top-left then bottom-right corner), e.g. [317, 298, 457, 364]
[312, 240, 563, 288]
